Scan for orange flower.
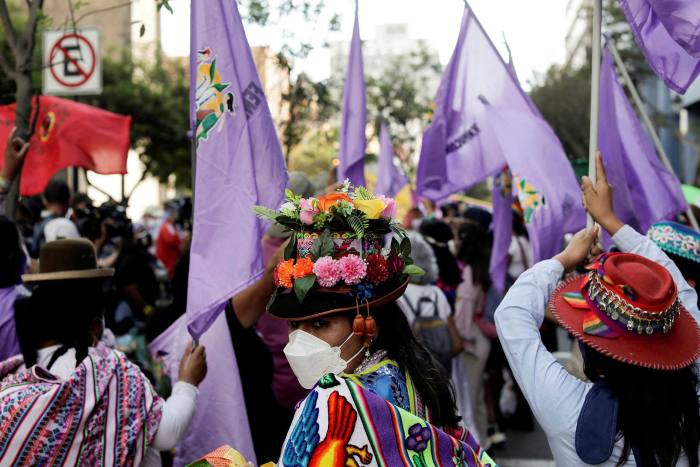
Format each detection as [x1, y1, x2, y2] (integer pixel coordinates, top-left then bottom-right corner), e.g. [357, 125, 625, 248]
[317, 192, 352, 212]
[274, 259, 294, 288]
[293, 257, 314, 279]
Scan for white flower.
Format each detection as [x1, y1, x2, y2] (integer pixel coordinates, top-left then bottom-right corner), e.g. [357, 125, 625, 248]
[280, 202, 297, 216]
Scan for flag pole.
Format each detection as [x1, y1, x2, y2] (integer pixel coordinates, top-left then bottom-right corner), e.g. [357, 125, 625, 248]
[587, 0, 602, 228]
[608, 40, 700, 231]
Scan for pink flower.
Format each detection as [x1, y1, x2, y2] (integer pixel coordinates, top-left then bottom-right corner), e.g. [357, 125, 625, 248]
[299, 198, 319, 225]
[338, 254, 367, 285]
[313, 256, 341, 288]
[379, 196, 397, 218]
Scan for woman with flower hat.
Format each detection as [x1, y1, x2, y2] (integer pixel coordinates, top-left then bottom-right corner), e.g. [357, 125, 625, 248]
[495, 154, 700, 466]
[256, 184, 494, 466]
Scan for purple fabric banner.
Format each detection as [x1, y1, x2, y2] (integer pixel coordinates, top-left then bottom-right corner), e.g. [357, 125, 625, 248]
[619, 0, 700, 93]
[483, 108, 585, 262]
[188, 0, 288, 338]
[149, 314, 256, 466]
[375, 123, 407, 197]
[648, 0, 700, 57]
[489, 168, 513, 293]
[337, 2, 367, 187]
[0, 287, 20, 361]
[416, 6, 543, 201]
[598, 45, 687, 236]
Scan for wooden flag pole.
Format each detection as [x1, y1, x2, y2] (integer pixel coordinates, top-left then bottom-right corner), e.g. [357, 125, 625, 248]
[608, 40, 700, 231]
[587, 0, 603, 228]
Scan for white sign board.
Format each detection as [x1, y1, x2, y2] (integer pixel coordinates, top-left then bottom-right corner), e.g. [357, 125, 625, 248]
[43, 28, 102, 95]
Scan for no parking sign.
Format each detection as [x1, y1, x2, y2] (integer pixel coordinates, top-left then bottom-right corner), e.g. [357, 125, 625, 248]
[43, 29, 102, 95]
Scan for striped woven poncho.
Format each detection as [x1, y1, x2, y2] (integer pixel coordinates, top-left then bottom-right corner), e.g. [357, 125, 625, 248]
[0, 344, 164, 466]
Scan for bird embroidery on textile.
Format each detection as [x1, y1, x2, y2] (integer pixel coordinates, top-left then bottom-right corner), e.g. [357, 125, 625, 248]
[309, 391, 373, 467]
[282, 391, 321, 467]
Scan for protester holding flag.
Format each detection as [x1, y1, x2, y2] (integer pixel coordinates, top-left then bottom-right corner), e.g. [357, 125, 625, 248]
[0, 238, 208, 467]
[495, 154, 700, 466]
[258, 185, 494, 466]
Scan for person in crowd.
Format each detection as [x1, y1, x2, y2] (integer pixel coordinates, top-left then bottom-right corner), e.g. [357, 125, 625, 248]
[402, 206, 424, 231]
[452, 220, 493, 446]
[262, 186, 494, 466]
[495, 153, 700, 466]
[463, 206, 492, 231]
[508, 211, 533, 284]
[420, 219, 463, 307]
[648, 220, 700, 294]
[112, 223, 160, 334]
[32, 180, 80, 255]
[70, 192, 93, 212]
[2, 238, 208, 466]
[396, 231, 461, 377]
[156, 201, 185, 278]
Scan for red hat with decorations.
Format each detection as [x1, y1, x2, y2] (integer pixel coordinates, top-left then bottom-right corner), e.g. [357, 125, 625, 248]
[549, 252, 700, 370]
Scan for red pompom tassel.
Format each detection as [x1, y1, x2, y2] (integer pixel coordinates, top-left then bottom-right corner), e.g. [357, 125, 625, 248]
[365, 316, 377, 338]
[353, 314, 366, 336]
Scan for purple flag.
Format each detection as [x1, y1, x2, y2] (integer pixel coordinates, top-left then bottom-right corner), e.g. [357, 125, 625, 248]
[337, 2, 366, 187]
[649, 0, 700, 57]
[149, 314, 255, 465]
[0, 287, 20, 361]
[483, 107, 585, 262]
[188, 0, 287, 337]
[598, 45, 687, 236]
[489, 168, 513, 293]
[416, 6, 540, 201]
[375, 123, 407, 197]
[619, 0, 700, 93]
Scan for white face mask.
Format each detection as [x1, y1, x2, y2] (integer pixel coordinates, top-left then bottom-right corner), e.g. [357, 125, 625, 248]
[283, 330, 364, 389]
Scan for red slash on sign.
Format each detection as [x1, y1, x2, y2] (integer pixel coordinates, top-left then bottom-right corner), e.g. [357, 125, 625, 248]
[48, 33, 96, 88]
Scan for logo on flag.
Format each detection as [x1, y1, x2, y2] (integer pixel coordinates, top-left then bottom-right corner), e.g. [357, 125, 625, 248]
[195, 47, 236, 145]
[39, 111, 57, 142]
[514, 175, 545, 224]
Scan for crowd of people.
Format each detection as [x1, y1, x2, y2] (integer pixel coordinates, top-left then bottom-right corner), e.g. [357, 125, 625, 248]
[2, 125, 700, 467]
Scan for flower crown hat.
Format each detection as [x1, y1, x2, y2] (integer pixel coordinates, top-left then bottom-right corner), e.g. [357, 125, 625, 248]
[549, 252, 700, 370]
[256, 182, 423, 336]
[647, 221, 700, 265]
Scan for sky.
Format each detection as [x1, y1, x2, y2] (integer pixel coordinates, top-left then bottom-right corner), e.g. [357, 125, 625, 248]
[160, 0, 571, 91]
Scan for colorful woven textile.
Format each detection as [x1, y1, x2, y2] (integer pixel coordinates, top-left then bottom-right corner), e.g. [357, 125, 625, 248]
[280, 374, 496, 467]
[648, 221, 700, 264]
[0, 344, 163, 466]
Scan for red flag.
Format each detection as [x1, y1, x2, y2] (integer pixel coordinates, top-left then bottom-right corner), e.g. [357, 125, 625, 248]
[0, 96, 130, 196]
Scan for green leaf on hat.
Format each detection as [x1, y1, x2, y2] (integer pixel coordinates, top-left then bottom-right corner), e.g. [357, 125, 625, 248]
[402, 264, 425, 276]
[348, 215, 368, 239]
[253, 205, 279, 222]
[209, 59, 217, 81]
[391, 237, 400, 254]
[294, 274, 316, 303]
[265, 287, 279, 311]
[283, 236, 296, 260]
[400, 236, 412, 258]
[310, 230, 334, 261]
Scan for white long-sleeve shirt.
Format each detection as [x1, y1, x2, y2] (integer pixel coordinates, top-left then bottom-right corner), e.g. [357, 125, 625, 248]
[494, 225, 700, 466]
[34, 346, 198, 467]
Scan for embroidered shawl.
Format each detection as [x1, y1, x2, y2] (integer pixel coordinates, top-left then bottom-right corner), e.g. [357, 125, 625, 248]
[0, 345, 164, 466]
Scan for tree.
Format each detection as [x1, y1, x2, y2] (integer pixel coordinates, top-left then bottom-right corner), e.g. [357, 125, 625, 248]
[0, 0, 174, 216]
[84, 53, 191, 197]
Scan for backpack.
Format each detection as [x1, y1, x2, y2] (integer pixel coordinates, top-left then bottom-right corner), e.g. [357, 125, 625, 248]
[404, 292, 453, 376]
